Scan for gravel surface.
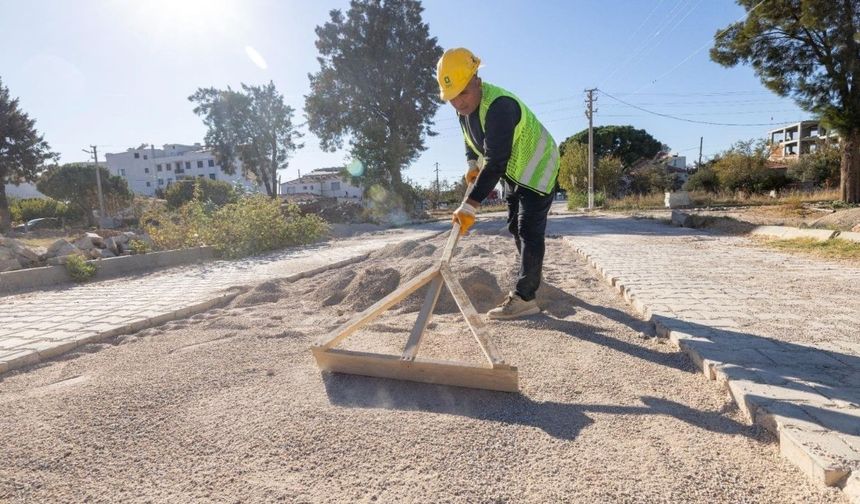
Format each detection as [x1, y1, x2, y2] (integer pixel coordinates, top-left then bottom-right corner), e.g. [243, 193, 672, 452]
[0, 220, 845, 503]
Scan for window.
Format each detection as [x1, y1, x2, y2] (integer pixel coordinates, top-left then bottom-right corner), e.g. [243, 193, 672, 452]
[166, 164, 172, 171]
[330, 181, 341, 190]
[143, 154, 148, 160]
[209, 173, 216, 180]
[198, 174, 205, 178]
[207, 159, 215, 167]
[120, 168, 126, 176]
[158, 178, 164, 186]
[175, 162, 181, 170]
[134, 152, 140, 159]
[157, 164, 162, 172]
[146, 181, 151, 187]
[144, 167, 150, 174]
[197, 160, 203, 168]
[185, 161, 191, 169]
[168, 178, 174, 184]
[309, 185, 313, 190]
[302, 185, 307, 190]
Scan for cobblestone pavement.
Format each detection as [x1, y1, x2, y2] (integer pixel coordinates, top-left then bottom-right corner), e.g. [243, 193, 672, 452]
[549, 213, 860, 497]
[0, 226, 444, 375]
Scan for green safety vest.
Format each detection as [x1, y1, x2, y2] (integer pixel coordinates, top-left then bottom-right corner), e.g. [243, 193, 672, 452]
[462, 82, 559, 195]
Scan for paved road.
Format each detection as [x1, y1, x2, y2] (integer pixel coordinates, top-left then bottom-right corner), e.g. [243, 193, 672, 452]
[548, 213, 860, 497]
[0, 225, 444, 374]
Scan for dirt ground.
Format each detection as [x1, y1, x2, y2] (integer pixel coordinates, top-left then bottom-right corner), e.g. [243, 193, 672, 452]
[0, 220, 846, 503]
[626, 204, 860, 232]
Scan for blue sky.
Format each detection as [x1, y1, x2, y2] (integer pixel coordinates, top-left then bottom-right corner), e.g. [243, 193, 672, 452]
[0, 0, 811, 187]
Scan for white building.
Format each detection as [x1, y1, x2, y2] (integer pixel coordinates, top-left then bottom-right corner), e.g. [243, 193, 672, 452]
[280, 167, 363, 202]
[104, 143, 262, 196]
[767, 120, 839, 162]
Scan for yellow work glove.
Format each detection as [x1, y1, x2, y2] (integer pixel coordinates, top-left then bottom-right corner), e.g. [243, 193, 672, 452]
[452, 202, 477, 236]
[465, 159, 480, 185]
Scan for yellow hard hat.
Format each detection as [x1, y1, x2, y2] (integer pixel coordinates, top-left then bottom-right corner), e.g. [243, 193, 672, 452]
[436, 48, 481, 101]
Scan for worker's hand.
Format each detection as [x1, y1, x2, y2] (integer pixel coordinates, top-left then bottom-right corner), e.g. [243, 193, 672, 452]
[452, 201, 477, 236]
[465, 159, 480, 185]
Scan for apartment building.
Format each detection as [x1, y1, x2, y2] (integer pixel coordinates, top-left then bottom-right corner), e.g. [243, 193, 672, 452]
[767, 120, 838, 162]
[104, 143, 262, 196]
[280, 167, 363, 202]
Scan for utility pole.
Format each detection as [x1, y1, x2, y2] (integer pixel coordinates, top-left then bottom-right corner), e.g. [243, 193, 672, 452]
[698, 136, 703, 169]
[434, 162, 440, 209]
[585, 89, 597, 210]
[82, 145, 106, 223]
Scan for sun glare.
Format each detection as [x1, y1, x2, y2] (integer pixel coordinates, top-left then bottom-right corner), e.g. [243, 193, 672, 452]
[118, 0, 243, 49]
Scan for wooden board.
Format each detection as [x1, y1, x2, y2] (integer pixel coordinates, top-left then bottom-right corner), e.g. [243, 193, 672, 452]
[313, 347, 519, 393]
[401, 272, 443, 361]
[315, 264, 439, 350]
[440, 264, 507, 368]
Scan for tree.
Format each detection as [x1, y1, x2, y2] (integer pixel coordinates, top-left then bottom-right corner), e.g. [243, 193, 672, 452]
[711, 0, 860, 202]
[165, 178, 238, 209]
[0, 77, 57, 232]
[305, 0, 442, 211]
[37, 164, 132, 226]
[559, 125, 664, 167]
[558, 142, 624, 196]
[189, 81, 302, 198]
[710, 139, 789, 193]
[787, 143, 841, 188]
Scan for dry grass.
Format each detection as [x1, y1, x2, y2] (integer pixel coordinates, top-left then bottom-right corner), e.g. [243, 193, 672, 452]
[604, 189, 841, 211]
[760, 237, 860, 262]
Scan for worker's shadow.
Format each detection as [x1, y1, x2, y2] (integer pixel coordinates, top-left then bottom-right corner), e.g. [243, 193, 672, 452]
[321, 374, 752, 441]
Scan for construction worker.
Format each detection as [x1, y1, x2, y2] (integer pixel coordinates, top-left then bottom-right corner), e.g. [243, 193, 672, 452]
[438, 48, 560, 320]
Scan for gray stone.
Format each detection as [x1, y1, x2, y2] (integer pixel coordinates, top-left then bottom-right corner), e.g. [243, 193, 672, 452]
[87, 248, 102, 260]
[0, 247, 14, 261]
[99, 248, 116, 259]
[664, 191, 691, 209]
[0, 238, 40, 263]
[671, 210, 693, 227]
[0, 258, 22, 272]
[838, 231, 860, 244]
[105, 237, 120, 255]
[46, 239, 78, 258]
[47, 253, 82, 265]
[751, 225, 837, 241]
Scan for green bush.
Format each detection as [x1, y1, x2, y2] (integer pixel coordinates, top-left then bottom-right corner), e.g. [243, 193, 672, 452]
[787, 143, 841, 187]
[65, 254, 96, 282]
[9, 197, 75, 224]
[142, 195, 329, 258]
[684, 167, 720, 193]
[206, 196, 329, 258]
[165, 178, 238, 209]
[566, 191, 606, 209]
[128, 239, 150, 255]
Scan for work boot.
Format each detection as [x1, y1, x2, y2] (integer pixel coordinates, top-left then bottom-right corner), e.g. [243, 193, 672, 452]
[487, 292, 540, 320]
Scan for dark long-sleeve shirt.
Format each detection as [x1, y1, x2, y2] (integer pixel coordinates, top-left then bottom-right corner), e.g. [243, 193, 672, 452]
[459, 96, 521, 203]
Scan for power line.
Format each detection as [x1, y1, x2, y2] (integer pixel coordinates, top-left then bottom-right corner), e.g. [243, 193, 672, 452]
[631, 0, 770, 94]
[598, 89, 803, 127]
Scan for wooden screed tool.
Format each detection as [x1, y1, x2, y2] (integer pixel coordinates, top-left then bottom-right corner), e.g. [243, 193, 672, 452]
[311, 220, 519, 392]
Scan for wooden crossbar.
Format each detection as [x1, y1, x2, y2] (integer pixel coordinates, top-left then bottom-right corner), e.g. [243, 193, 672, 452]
[311, 208, 519, 393]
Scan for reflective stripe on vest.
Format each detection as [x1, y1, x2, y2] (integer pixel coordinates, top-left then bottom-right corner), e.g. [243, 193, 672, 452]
[461, 82, 559, 195]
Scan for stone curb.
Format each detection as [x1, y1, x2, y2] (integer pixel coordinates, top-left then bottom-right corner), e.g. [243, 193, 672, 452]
[837, 231, 860, 244]
[749, 225, 837, 241]
[0, 253, 369, 378]
[564, 237, 860, 501]
[0, 246, 216, 297]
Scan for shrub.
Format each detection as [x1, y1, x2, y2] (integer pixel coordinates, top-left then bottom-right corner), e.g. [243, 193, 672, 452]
[205, 196, 329, 258]
[65, 254, 96, 282]
[566, 191, 606, 209]
[128, 239, 149, 255]
[142, 194, 329, 258]
[298, 198, 365, 223]
[684, 167, 720, 193]
[165, 178, 238, 209]
[787, 143, 841, 187]
[9, 197, 76, 224]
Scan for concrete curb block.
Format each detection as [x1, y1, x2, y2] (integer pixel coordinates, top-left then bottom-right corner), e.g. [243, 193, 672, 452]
[0, 246, 215, 296]
[563, 236, 859, 500]
[750, 225, 838, 241]
[836, 231, 860, 244]
[0, 252, 370, 378]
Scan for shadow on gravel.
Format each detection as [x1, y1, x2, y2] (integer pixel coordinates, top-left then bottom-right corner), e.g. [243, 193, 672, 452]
[322, 374, 753, 441]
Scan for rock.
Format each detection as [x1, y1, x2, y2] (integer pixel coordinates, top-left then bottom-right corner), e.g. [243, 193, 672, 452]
[852, 224, 860, 233]
[73, 232, 105, 249]
[47, 253, 83, 266]
[118, 232, 135, 244]
[0, 237, 40, 265]
[87, 248, 102, 260]
[664, 191, 691, 209]
[46, 239, 78, 258]
[0, 247, 14, 261]
[0, 258, 22, 272]
[98, 248, 116, 259]
[105, 237, 120, 255]
[671, 210, 693, 227]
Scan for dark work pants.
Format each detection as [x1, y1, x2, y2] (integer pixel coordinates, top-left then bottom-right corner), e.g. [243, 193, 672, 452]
[505, 181, 555, 302]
